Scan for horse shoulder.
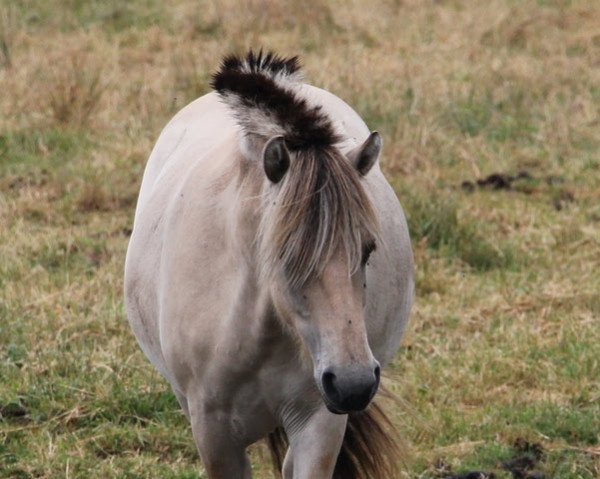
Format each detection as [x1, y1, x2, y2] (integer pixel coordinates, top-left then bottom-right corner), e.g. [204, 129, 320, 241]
[126, 94, 244, 389]
[363, 171, 415, 365]
[136, 93, 238, 211]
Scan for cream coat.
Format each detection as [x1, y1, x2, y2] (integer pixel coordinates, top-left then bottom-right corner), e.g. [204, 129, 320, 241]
[125, 86, 414, 478]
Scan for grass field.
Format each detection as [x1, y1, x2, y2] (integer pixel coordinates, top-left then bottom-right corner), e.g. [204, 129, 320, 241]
[1, 0, 599, 477]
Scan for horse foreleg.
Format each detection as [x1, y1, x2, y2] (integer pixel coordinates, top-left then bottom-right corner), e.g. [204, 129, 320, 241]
[173, 389, 190, 419]
[284, 407, 347, 479]
[282, 448, 294, 479]
[189, 408, 252, 479]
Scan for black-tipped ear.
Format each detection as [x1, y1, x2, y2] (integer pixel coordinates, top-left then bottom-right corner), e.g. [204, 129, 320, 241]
[263, 136, 290, 184]
[348, 132, 382, 176]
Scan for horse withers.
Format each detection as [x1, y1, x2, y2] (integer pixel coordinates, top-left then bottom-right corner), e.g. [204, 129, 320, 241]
[124, 51, 414, 479]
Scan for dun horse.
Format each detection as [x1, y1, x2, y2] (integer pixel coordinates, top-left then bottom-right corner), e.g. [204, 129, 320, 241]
[125, 51, 414, 478]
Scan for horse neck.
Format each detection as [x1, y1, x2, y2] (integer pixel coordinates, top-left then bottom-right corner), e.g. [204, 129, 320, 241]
[222, 158, 302, 354]
[227, 153, 268, 269]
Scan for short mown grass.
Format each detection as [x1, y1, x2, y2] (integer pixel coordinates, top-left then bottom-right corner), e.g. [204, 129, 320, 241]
[1, 0, 599, 478]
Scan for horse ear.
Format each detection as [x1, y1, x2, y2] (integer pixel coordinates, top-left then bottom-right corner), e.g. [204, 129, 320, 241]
[262, 136, 290, 184]
[348, 132, 382, 176]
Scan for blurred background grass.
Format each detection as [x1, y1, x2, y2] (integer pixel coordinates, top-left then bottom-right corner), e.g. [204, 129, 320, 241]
[0, 0, 598, 477]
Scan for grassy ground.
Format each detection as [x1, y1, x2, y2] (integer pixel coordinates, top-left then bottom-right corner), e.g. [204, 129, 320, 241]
[1, 0, 599, 477]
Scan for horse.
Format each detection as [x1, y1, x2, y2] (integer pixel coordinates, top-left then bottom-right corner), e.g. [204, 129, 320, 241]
[124, 50, 414, 479]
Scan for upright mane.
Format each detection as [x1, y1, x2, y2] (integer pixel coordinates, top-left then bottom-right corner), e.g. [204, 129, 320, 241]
[211, 51, 379, 288]
[211, 50, 340, 150]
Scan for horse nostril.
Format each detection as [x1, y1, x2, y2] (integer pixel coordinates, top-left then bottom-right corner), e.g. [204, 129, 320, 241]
[321, 369, 338, 399]
[320, 365, 381, 413]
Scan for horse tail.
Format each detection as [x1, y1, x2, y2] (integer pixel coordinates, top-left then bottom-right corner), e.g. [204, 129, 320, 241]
[333, 399, 403, 479]
[267, 426, 288, 475]
[267, 393, 403, 478]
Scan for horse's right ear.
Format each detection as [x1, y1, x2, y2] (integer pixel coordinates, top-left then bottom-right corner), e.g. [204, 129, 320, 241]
[262, 136, 290, 184]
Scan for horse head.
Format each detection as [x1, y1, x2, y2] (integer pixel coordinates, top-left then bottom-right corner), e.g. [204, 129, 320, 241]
[258, 132, 383, 414]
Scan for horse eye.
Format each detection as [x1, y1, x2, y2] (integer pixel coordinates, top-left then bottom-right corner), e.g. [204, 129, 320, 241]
[361, 241, 376, 266]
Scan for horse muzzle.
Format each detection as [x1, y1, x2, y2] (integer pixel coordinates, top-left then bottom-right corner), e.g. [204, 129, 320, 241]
[319, 362, 381, 414]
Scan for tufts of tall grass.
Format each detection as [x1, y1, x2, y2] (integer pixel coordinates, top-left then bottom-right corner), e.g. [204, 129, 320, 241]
[396, 184, 519, 271]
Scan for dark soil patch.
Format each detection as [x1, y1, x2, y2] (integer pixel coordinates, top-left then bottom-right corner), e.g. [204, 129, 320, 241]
[431, 438, 546, 479]
[460, 171, 575, 211]
[500, 438, 546, 479]
[443, 472, 496, 479]
[461, 171, 533, 192]
[0, 402, 28, 420]
[433, 458, 497, 479]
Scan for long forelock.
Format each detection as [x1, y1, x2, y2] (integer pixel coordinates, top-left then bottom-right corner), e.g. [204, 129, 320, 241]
[259, 148, 379, 289]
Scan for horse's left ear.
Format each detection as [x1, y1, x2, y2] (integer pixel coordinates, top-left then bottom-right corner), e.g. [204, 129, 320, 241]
[348, 131, 382, 176]
[262, 135, 290, 184]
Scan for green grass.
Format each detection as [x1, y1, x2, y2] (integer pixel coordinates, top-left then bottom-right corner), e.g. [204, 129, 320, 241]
[8, 0, 168, 32]
[396, 184, 520, 271]
[0, 128, 87, 172]
[1, 0, 599, 477]
[443, 89, 538, 143]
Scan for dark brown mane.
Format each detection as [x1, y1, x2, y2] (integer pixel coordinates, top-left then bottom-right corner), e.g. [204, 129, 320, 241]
[211, 50, 340, 150]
